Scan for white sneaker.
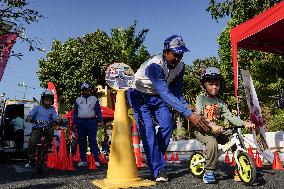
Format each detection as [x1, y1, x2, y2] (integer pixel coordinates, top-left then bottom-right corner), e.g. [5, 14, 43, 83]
[78, 161, 88, 167]
[95, 162, 101, 167]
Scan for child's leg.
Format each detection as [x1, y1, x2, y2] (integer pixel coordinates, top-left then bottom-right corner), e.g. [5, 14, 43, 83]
[195, 131, 218, 171]
[27, 129, 41, 160]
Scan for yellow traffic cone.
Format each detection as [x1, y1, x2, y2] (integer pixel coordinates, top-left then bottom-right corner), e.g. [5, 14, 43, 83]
[93, 90, 155, 188]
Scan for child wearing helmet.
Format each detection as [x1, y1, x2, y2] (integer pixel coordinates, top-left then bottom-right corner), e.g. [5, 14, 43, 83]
[25, 89, 58, 168]
[194, 67, 254, 184]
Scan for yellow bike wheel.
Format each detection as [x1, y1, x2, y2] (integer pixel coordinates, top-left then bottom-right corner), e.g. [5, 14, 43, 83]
[188, 152, 205, 178]
[237, 151, 256, 186]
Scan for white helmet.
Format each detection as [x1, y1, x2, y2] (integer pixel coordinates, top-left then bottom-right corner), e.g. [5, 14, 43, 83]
[200, 67, 223, 84]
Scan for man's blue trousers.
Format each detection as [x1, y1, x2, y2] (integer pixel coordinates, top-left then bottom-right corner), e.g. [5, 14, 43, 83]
[77, 119, 100, 162]
[127, 88, 174, 177]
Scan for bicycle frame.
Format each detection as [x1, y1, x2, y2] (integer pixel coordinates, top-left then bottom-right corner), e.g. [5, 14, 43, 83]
[190, 127, 247, 168]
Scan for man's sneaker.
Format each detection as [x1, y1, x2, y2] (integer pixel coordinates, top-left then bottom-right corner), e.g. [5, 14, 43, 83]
[155, 170, 168, 182]
[95, 162, 101, 167]
[78, 161, 88, 167]
[203, 171, 216, 184]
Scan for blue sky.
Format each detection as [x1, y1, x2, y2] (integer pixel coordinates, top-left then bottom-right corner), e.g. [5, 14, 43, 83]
[0, 0, 228, 100]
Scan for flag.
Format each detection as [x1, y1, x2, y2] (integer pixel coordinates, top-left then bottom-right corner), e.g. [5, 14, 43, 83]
[241, 69, 274, 163]
[48, 81, 59, 113]
[0, 33, 17, 81]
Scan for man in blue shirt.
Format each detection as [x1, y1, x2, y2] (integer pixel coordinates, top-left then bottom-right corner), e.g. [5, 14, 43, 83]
[127, 35, 209, 182]
[73, 83, 104, 167]
[25, 89, 58, 168]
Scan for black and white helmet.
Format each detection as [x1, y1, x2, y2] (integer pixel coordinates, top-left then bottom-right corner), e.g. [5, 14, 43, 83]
[200, 67, 223, 84]
[41, 89, 54, 104]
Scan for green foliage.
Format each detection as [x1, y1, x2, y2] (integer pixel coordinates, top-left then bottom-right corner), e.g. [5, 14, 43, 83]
[266, 109, 284, 131]
[38, 22, 150, 110]
[172, 127, 189, 140]
[209, 1, 284, 119]
[207, 0, 281, 22]
[0, 0, 44, 57]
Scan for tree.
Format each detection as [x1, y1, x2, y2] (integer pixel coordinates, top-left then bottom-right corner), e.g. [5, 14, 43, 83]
[0, 0, 44, 57]
[38, 22, 150, 110]
[207, 0, 284, 126]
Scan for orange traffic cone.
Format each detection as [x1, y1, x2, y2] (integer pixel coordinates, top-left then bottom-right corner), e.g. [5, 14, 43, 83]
[231, 156, 236, 166]
[135, 152, 143, 168]
[164, 153, 168, 161]
[87, 154, 91, 162]
[67, 154, 75, 171]
[247, 146, 255, 161]
[272, 151, 284, 170]
[89, 154, 97, 170]
[57, 130, 68, 170]
[225, 151, 231, 164]
[102, 153, 108, 164]
[74, 144, 80, 162]
[175, 152, 180, 161]
[131, 123, 143, 168]
[99, 153, 103, 163]
[47, 138, 57, 168]
[170, 153, 175, 161]
[47, 153, 53, 168]
[255, 151, 263, 168]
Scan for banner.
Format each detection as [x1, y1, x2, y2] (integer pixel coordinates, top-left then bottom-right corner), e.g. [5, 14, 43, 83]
[48, 81, 58, 113]
[0, 33, 17, 81]
[241, 69, 274, 163]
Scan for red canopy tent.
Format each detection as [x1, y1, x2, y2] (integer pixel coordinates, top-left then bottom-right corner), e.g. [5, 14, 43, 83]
[100, 106, 115, 118]
[230, 1, 284, 109]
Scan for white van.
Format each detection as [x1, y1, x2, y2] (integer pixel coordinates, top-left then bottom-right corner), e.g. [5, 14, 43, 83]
[0, 99, 39, 153]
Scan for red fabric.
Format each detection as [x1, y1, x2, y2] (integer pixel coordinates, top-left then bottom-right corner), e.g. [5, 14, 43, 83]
[0, 33, 17, 81]
[100, 106, 114, 118]
[230, 1, 284, 108]
[48, 81, 59, 113]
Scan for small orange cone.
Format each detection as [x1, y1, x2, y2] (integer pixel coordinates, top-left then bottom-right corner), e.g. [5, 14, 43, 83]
[74, 144, 80, 162]
[67, 154, 75, 171]
[247, 146, 255, 161]
[89, 154, 97, 170]
[272, 151, 284, 170]
[175, 152, 180, 161]
[87, 154, 91, 162]
[231, 156, 236, 166]
[99, 153, 103, 163]
[164, 153, 168, 161]
[57, 130, 69, 170]
[102, 153, 108, 164]
[225, 151, 231, 164]
[170, 153, 175, 161]
[255, 151, 263, 168]
[135, 152, 143, 168]
[47, 153, 53, 168]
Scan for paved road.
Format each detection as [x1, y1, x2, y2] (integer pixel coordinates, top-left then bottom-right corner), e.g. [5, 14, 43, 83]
[0, 160, 283, 189]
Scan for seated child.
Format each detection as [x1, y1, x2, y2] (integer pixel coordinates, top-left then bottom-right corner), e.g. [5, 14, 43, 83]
[195, 67, 254, 184]
[25, 89, 58, 168]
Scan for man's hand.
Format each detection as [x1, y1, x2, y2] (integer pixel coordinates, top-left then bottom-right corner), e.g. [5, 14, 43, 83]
[187, 113, 209, 131]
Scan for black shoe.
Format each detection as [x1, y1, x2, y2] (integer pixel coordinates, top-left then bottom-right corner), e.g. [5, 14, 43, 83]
[155, 170, 168, 182]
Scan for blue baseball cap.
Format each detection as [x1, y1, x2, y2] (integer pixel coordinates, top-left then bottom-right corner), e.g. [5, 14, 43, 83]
[164, 35, 189, 54]
[81, 83, 90, 89]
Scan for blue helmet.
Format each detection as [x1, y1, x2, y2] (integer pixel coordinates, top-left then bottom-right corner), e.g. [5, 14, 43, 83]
[164, 35, 189, 54]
